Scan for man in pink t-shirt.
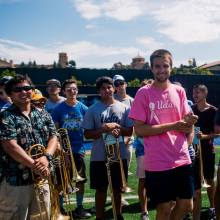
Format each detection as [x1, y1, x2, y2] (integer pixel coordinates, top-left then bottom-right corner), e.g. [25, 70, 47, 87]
[129, 49, 198, 220]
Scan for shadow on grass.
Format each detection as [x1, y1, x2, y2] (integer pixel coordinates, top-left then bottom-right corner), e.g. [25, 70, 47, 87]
[102, 201, 156, 219]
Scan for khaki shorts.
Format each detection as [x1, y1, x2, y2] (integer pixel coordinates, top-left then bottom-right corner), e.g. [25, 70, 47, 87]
[0, 178, 50, 220]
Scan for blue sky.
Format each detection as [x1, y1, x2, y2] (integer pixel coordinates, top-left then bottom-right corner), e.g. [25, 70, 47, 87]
[1, 0, 220, 68]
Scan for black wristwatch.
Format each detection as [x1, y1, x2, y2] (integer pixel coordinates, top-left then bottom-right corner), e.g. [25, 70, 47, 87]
[44, 153, 53, 162]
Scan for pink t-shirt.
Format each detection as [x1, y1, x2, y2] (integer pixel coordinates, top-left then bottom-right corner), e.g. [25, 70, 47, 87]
[129, 83, 191, 171]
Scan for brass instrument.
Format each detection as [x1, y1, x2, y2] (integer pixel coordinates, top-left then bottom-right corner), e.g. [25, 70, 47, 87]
[103, 134, 132, 219]
[57, 128, 85, 216]
[57, 128, 85, 185]
[198, 140, 211, 188]
[27, 144, 69, 220]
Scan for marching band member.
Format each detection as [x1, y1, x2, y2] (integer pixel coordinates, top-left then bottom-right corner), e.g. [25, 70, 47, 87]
[0, 74, 57, 220]
[214, 105, 220, 220]
[129, 49, 198, 220]
[45, 78, 66, 114]
[51, 79, 91, 218]
[82, 76, 133, 220]
[192, 84, 217, 219]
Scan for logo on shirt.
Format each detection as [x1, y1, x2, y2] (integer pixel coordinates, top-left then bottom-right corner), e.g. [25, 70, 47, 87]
[149, 100, 174, 123]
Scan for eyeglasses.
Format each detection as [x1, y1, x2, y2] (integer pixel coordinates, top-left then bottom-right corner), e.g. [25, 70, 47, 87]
[114, 81, 125, 87]
[65, 87, 78, 92]
[12, 86, 33, 93]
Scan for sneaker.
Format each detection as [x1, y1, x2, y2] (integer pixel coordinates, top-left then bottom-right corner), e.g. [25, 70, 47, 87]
[73, 206, 92, 219]
[121, 198, 129, 206]
[208, 208, 216, 219]
[140, 212, 150, 220]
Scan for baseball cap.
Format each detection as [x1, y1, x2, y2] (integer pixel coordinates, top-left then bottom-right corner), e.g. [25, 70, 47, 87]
[46, 79, 61, 87]
[112, 75, 125, 83]
[32, 93, 46, 101]
[0, 76, 13, 86]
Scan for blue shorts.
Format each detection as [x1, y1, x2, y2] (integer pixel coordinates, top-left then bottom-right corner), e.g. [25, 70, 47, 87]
[145, 164, 194, 207]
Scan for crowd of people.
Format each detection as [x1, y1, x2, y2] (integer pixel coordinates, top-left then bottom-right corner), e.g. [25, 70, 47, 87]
[0, 49, 219, 220]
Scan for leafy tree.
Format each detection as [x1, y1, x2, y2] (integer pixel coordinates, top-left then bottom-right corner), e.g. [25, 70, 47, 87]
[53, 61, 57, 68]
[0, 69, 16, 78]
[71, 75, 82, 85]
[127, 78, 141, 87]
[33, 60, 37, 67]
[20, 62, 25, 67]
[68, 60, 76, 68]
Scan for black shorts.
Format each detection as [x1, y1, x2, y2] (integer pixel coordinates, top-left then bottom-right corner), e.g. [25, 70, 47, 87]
[90, 160, 128, 190]
[145, 164, 194, 207]
[192, 156, 202, 190]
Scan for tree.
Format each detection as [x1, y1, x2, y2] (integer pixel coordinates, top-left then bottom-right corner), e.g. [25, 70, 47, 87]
[0, 69, 16, 78]
[68, 60, 76, 68]
[20, 62, 25, 67]
[33, 60, 37, 67]
[127, 78, 140, 87]
[53, 61, 57, 68]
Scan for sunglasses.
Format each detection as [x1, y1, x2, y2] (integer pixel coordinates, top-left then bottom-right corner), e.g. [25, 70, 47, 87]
[12, 86, 33, 93]
[114, 81, 125, 87]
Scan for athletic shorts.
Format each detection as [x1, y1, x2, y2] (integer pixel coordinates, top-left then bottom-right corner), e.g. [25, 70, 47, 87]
[136, 156, 145, 179]
[145, 164, 194, 207]
[90, 160, 128, 190]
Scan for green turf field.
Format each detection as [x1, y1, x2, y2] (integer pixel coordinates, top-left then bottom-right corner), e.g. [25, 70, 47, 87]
[69, 146, 220, 219]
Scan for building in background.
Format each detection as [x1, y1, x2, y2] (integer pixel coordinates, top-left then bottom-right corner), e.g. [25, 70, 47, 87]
[58, 52, 68, 68]
[0, 58, 14, 68]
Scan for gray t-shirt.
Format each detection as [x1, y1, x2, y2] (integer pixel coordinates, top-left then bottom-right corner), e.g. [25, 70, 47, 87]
[81, 100, 133, 161]
[45, 96, 66, 114]
[114, 94, 134, 108]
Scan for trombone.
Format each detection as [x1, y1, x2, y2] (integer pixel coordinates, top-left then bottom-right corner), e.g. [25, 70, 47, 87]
[103, 133, 132, 220]
[27, 144, 69, 220]
[193, 127, 211, 188]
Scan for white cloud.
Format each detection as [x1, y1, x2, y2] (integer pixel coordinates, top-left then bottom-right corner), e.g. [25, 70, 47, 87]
[150, 0, 220, 43]
[74, 0, 101, 19]
[73, 0, 145, 21]
[0, 38, 145, 68]
[73, 0, 220, 43]
[136, 36, 164, 52]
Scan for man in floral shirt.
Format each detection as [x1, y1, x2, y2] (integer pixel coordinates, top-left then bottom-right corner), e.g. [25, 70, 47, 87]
[0, 74, 58, 220]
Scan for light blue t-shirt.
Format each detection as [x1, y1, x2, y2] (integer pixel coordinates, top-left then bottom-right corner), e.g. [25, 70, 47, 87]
[52, 101, 88, 154]
[45, 96, 66, 114]
[81, 100, 133, 161]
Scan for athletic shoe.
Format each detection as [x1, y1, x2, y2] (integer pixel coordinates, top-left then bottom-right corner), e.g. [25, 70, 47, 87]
[73, 206, 92, 219]
[208, 208, 216, 219]
[140, 212, 150, 220]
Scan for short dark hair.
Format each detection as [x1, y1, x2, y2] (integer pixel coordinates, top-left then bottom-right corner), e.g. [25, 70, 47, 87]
[96, 76, 113, 90]
[5, 74, 33, 95]
[61, 79, 77, 91]
[193, 84, 208, 96]
[150, 49, 173, 68]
